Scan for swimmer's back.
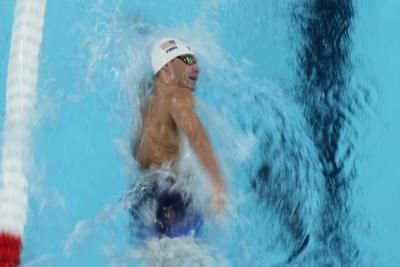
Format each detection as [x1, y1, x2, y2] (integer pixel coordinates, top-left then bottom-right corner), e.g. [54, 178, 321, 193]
[136, 86, 194, 169]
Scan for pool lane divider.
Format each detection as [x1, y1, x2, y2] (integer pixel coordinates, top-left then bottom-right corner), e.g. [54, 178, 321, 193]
[0, 0, 47, 265]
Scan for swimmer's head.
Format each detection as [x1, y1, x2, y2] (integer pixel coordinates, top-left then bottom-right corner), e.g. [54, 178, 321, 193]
[151, 38, 195, 74]
[151, 38, 199, 91]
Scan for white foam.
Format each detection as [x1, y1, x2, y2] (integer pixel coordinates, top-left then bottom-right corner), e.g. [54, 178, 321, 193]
[133, 236, 228, 267]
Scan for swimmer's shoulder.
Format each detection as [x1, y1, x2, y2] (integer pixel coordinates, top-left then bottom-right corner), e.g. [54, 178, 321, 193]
[167, 87, 195, 111]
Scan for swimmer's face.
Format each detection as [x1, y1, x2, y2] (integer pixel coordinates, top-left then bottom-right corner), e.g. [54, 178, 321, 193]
[169, 54, 199, 91]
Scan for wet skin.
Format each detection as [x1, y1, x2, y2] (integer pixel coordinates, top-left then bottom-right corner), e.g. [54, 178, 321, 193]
[134, 55, 225, 213]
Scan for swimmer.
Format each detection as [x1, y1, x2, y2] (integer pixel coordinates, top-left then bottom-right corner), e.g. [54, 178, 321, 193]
[129, 38, 225, 238]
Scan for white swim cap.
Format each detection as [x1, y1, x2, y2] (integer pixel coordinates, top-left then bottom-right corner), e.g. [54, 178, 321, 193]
[151, 38, 195, 74]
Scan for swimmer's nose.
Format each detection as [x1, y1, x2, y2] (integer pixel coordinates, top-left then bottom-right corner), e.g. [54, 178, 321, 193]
[192, 63, 200, 74]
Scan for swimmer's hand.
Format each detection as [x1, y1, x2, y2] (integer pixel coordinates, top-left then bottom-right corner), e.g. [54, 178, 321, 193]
[213, 186, 225, 215]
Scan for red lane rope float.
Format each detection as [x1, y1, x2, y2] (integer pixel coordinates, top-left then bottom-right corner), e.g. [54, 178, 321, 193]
[0, 232, 22, 267]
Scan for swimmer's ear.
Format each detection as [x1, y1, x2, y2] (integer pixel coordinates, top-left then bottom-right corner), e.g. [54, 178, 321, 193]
[161, 63, 172, 72]
[160, 63, 175, 78]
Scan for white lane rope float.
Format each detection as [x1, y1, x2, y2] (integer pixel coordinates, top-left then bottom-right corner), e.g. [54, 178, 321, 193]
[0, 0, 47, 265]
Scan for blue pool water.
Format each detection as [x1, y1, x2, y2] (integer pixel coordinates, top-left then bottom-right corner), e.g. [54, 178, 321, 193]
[1, 1, 400, 266]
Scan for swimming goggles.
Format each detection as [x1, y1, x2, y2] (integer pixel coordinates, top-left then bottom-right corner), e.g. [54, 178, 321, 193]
[177, 55, 197, 65]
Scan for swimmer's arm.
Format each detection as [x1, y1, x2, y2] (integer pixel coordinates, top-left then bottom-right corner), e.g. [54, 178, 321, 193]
[132, 127, 151, 169]
[138, 79, 149, 115]
[131, 81, 149, 166]
[170, 91, 225, 193]
[132, 129, 143, 161]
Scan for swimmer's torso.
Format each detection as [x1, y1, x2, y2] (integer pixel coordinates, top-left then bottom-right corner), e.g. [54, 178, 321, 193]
[136, 87, 183, 169]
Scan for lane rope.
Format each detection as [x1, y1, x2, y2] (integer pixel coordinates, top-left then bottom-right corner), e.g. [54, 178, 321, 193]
[0, 0, 47, 265]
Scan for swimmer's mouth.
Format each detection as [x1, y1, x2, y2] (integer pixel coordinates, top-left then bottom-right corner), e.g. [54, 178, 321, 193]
[189, 76, 198, 82]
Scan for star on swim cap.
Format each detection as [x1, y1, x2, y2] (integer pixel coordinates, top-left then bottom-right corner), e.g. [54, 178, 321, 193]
[151, 38, 195, 74]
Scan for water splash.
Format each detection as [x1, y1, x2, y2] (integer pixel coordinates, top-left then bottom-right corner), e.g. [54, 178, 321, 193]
[133, 236, 228, 267]
[22, 0, 362, 266]
[76, 1, 329, 266]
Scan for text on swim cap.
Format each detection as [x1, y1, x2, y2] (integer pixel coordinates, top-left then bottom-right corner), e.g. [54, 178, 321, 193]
[165, 46, 178, 53]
